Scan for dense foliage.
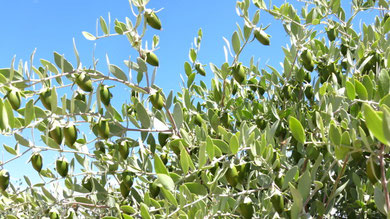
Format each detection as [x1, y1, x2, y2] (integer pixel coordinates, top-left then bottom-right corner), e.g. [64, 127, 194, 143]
[0, 0, 390, 218]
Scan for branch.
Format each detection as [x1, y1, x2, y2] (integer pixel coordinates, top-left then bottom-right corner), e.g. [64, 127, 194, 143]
[379, 144, 390, 213]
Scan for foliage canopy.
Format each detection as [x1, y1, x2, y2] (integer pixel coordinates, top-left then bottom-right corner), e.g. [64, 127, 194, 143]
[1, 0, 390, 218]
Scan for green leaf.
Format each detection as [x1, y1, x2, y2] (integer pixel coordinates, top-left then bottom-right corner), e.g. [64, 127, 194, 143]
[229, 134, 239, 154]
[289, 183, 303, 219]
[173, 103, 183, 129]
[384, 16, 390, 33]
[232, 31, 240, 54]
[161, 187, 178, 207]
[206, 136, 215, 159]
[297, 170, 311, 200]
[82, 31, 96, 40]
[354, 79, 368, 100]
[3, 144, 17, 155]
[382, 106, 390, 144]
[363, 104, 387, 145]
[0, 99, 9, 130]
[15, 133, 29, 146]
[212, 139, 231, 154]
[41, 187, 56, 202]
[4, 99, 14, 129]
[100, 16, 108, 35]
[329, 123, 341, 146]
[283, 166, 298, 189]
[198, 142, 207, 169]
[184, 182, 208, 196]
[289, 116, 306, 143]
[136, 103, 150, 128]
[345, 81, 355, 100]
[109, 64, 128, 81]
[140, 203, 151, 219]
[189, 49, 197, 63]
[53, 52, 73, 73]
[374, 186, 387, 215]
[154, 154, 169, 175]
[378, 69, 390, 97]
[380, 94, 390, 108]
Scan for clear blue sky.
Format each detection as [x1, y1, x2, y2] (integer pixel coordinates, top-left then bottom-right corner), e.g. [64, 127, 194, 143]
[0, 0, 378, 184]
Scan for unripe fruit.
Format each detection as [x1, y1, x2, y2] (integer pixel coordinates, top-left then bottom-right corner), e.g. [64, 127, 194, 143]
[82, 176, 93, 192]
[150, 92, 164, 110]
[225, 165, 239, 187]
[97, 119, 110, 139]
[275, 175, 284, 189]
[31, 153, 43, 173]
[195, 63, 206, 76]
[145, 11, 162, 30]
[254, 28, 270, 45]
[40, 89, 52, 110]
[232, 63, 246, 84]
[64, 124, 77, 147]
[0, 169, 10, 191]
[194, 113, 203, 126]
[146, 52, 159, 67]
[56, 157, 69, 177]
[160, 153, 168, 165]
[95, 141, 106, 153]
[74, 91, 86, 102]
[158, 133, 170, 147]
[49, 126, 63, 145]
[301, 50, 314, 72]
[119, 140, 130, 159]
[326, 27, 336, 41]
[149, 183, 160, 198]
[305, 85, 314, 100]
[120, 182, 130, 198]
[304, 71, 311, 83]
[122, 170, 134, 189]
[49, 210, 60, 219]
[366, 157, 381, 184]
[99, 85, 111, 106]
[7, 90, 21, 110]
[237, 163, 250, 184]
[271, 194, 284, 214]
[238, 202, 254, 219]
[75, 73, 93, 92]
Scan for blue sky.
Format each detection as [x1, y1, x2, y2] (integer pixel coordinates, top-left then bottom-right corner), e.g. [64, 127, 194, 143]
[0, 0, 379, 184]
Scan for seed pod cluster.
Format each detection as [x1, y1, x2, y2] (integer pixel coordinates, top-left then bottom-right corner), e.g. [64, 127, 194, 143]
[195, 63, 206, 76]
[0, 169, 10, 192]
[64, 124, 78, 147]
[150, 91, 165, 110]
[271, 193, 284, 214]
[231, 63, 246, 84]
[225, 165, 239, 187]
[82, 176, 93, 192]
[119, 140, 131, 159]
[56, 157, 69, 177]
[40, 88, 53, 110]
[31, 153, 43, 173]
[254, 28, 270, 46]
[146, 52, 159, 67]
[99, 85, 112, 106]
[97, 119, 110, 139]
[300, 49, 315, 72]
[149, 182, 160, 198]
[145, 11, 162, 30]
[7, 90, 21, 110]
[238, 201, 254, 219]
[49, 125, 63, 145]
[75, 73, 93, 92]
